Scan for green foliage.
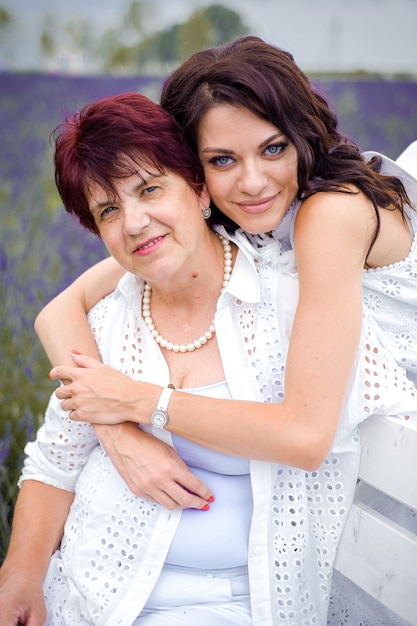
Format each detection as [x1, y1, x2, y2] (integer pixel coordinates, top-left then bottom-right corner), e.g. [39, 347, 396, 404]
[0, 5, 12, 30]
[40, 14, 56, 57]
[203, 4, 250, 44]
[178, 4, 249, 62]
[110, 3, 250, 74]
[178, 9, 214, 61]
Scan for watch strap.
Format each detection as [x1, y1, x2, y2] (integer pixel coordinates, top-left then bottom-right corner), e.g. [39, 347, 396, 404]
[156, 384, 175, 412]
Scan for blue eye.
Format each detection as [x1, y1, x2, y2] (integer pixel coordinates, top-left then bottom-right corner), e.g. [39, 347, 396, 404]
[142, 185, 158, 195]
[210, 156, 234, 167]
[264, 142, 287, 156]
[101, 205, 116, 217]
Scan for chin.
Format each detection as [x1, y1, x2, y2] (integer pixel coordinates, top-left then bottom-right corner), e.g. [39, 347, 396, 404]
[240, 217, 279, 236]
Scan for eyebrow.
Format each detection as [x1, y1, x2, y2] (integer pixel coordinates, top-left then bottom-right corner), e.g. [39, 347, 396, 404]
[88, 179, 151, 214]
[200, 132, 284, 155]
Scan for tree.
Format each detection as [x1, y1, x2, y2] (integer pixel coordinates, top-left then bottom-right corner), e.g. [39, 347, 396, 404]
[178, 8, 214, 61]
[40, 14, 55, 59]
[67, 1, 249, 74]
[203, 4, 249, 45]
[0, 5, 13, 65]
[0, 6, 12, 32]
[133, 3, 249, 74]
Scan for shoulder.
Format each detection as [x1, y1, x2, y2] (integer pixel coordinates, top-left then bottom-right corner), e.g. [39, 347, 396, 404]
[294, 187, 377, 265]
[297, 186, 376, 228]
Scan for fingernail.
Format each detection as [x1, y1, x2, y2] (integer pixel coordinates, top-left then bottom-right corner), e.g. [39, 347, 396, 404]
[72, 349, 81, 355]
[201, 504, 210, 511]
[208, 495, 215, 503]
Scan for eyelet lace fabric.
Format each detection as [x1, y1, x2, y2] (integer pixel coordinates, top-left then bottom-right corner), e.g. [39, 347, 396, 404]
[20, 245, 417, 626]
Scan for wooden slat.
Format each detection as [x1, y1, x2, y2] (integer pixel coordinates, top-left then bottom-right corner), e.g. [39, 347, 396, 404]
[334, 501, 417, 624]
[358, 415, 417, 510]
[335, 415, 417, 624]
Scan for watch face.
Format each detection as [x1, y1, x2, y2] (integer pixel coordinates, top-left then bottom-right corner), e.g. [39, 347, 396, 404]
[151, 410, 168, 428]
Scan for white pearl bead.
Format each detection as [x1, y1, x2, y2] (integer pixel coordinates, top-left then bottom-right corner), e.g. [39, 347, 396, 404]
[142, 234, 232, 353]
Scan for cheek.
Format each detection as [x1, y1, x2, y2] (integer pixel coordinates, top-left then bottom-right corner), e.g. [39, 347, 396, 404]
[276, 162, 298, 191]
[204, 171, 233, 206]
[98, 227, 121, 256]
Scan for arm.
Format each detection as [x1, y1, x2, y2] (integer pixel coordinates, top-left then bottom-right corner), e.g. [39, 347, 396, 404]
[0, 481, 73, 626]
[49, 191, 382, 470]
[34, 256, 123, 366]
[35, 257, 213, 509]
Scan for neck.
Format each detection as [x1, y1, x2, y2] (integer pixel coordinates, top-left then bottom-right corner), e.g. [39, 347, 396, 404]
[142, 234, 233, 354]
[146, 232, 228, 304]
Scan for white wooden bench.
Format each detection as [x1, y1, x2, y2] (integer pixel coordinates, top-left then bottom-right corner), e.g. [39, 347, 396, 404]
[334, 415, 417, 625]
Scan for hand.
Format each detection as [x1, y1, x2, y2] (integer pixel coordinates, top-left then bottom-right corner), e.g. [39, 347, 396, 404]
[96, 422, 214, 510]
[0, 570, 46, 626]
[50, 353, 215, 510]
[49, 352, 157, 425]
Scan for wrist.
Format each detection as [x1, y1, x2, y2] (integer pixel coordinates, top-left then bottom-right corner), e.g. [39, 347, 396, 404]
[150, 384, 175, 429]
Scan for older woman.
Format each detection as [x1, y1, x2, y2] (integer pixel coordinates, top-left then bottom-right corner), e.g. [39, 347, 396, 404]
[0, 91, 414, 626]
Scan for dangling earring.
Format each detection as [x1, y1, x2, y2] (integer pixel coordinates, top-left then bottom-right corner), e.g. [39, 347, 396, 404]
[202, 206, 212, 220]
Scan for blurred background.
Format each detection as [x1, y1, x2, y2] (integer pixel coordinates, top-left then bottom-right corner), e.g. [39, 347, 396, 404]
[1, 0, 417, 561]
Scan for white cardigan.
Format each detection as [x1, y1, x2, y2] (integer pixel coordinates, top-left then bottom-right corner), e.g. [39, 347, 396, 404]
[21, 242, 417, 626]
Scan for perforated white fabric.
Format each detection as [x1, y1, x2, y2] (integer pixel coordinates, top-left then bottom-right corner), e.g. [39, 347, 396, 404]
[243, 152, 417, 625]
[260, 152, 417, 388]
[20, 242, 417, 626]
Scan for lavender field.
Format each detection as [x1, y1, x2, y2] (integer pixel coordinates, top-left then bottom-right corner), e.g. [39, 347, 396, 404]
[1, 71, 417, 561]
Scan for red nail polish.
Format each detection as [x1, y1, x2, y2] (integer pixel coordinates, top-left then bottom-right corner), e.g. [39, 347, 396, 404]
[208, 495, 215, 503]
[201, 504, 210, 511]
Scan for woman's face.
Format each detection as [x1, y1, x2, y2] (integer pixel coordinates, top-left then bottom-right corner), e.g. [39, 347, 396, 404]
[87, 165, 210, 286]
[197, 105, 299, 234]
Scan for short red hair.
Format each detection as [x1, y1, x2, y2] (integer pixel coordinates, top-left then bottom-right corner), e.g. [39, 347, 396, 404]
[53, 92, 205, 234]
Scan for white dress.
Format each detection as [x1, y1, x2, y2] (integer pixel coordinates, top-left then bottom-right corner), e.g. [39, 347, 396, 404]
[328, 154, 417, 626]
[261, 152, 417, 387]
[240, 152, 417, 625]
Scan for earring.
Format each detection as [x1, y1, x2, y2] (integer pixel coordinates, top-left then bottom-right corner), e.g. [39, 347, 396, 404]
[202, 206, 211, 220]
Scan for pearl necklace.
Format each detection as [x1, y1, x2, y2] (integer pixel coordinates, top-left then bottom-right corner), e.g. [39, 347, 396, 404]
[142, 235, 232, 353]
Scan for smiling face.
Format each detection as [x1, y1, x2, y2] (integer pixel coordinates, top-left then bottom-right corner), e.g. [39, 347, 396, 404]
[87, 165, 210, 287]
[197, 105, 299, 235]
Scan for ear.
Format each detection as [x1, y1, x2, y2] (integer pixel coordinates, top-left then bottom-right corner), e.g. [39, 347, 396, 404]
[199, 184, 211, 210]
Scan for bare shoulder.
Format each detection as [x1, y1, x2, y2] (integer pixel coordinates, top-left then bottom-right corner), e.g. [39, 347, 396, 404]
[296, 186, 376, 233]
[294, 187, 376, 267]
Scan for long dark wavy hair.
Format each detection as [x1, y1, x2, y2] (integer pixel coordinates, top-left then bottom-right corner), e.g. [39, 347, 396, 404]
[161, 36, 411, 251]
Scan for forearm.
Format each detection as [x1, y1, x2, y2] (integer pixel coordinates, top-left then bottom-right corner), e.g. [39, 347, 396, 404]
[34, 257, 124, 367]
[50, 353, 351, 470]
[2, 480, 73, 580]
[159, 391, 330, 470]
[35, 294, 100, 366]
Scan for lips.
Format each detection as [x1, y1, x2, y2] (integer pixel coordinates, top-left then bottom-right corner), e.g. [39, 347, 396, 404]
[235, 195, 277, 214]
[133, 235, 164, 255]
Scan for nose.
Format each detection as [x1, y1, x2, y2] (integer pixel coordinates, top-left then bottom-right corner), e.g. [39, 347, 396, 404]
[122, 201, 151, 236]
[236, 159, 268, 195]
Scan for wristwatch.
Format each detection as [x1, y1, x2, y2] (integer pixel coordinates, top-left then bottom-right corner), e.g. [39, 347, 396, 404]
[150, 384, 175, 428]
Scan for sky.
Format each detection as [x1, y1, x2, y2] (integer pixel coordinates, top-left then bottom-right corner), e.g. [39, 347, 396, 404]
[1, 0, 417, 74]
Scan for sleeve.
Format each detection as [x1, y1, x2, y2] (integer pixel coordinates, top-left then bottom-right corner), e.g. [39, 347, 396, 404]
[19, 390, 99, 492]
